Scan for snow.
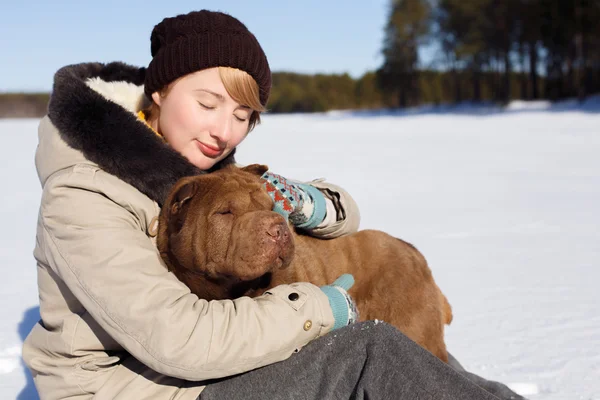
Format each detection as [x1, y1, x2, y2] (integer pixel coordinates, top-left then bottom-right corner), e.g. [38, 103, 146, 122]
[1, 99, 599, 399]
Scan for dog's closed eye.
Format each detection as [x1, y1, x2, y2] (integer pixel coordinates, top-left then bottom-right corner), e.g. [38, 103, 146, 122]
[215, 209, 233, 216]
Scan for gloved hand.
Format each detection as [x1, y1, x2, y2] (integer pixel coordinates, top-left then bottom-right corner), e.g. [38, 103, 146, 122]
[261, 171, 327, 229]
[319, 274, 359, 330]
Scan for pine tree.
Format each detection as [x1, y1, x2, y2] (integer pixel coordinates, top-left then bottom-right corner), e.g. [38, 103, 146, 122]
[378, 0, 432, 107]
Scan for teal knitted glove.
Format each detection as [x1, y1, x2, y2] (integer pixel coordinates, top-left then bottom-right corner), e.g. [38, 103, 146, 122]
[319, 274, 359, 330]
[261, 172, 327, 229]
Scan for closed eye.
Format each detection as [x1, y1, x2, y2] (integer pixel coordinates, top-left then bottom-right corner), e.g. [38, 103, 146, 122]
[198, 101, 215, 110]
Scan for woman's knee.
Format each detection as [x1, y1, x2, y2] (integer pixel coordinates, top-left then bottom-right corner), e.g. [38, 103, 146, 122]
[310, 320, 404, 354]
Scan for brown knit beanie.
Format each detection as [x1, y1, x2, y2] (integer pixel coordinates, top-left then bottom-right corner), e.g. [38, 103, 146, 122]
[144, 10, 271, 106]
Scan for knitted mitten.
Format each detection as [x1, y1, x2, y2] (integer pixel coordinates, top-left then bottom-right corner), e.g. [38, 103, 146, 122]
[319, 274, 359, 330]
[261, 172, 327, 229]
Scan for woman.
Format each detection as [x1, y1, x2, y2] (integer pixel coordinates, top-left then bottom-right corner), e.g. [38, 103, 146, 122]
[23, 10, 524, 400]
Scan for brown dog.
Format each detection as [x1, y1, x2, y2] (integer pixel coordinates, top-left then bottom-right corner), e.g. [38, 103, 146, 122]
[157, 164, 453, 362]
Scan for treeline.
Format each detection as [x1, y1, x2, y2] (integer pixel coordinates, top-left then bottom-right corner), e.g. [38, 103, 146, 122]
[0, 93, 50, 118]
[268, 72, 386, 113]
[379, 0, 600, 107]
[268, 69, 552, 112]
[271, 0, 600, 112]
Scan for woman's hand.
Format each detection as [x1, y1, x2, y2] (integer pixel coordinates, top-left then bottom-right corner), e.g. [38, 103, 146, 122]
[261, 171, 327, 229]
[319, 274, 359, 330]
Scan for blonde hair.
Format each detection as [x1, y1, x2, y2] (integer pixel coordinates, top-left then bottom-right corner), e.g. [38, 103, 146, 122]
[144, 67, 265, 132]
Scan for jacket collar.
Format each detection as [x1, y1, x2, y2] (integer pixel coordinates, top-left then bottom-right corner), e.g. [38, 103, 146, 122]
[46, 61, 235, 206]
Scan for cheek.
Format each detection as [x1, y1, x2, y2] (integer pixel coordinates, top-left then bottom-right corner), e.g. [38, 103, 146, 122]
[199, 128, 248, 169]
[207, 218, 234, 255]
[228, 128, 249, 149]
[160, 100, 203, 145]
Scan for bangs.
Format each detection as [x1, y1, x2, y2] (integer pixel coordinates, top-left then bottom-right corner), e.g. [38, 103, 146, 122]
[219, 66, 265, 131]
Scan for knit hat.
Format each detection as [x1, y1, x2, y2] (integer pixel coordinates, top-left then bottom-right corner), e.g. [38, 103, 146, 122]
[144, 10, 271, 106]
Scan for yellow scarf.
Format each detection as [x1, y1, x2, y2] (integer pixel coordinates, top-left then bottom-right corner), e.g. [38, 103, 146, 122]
[137, 110, 164, 139]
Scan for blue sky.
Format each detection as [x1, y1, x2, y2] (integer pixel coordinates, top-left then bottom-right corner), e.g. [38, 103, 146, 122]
[0, 0, 411, 92]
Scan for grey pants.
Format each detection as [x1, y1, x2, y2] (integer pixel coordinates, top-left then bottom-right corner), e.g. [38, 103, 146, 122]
[199, 321, 525, 400]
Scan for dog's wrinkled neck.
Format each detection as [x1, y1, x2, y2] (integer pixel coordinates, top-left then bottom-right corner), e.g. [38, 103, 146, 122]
[168, 255, 273, 300]
[178, 267, 230, 301]
[161, 250, 224, 301]
[229, 272, 273, 298]
[200, 269, 273, 299]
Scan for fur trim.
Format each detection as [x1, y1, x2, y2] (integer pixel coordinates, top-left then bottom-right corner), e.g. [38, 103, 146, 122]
[47, 62, 236, 206]
[85, 77, 148, 114]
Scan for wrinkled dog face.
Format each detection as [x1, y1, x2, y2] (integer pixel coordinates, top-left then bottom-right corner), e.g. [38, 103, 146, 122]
[161, 165, 295, 284]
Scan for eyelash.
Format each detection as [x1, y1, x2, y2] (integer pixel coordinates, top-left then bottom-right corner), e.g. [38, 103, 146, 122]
[198, 102, 248, 123]
[198, 102, 215, 110]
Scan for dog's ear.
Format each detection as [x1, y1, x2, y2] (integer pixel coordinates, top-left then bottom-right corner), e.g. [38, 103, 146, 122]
[168, 179, 198, 233]
[171, 181, 195, 213]
[241, 164, 269, 176]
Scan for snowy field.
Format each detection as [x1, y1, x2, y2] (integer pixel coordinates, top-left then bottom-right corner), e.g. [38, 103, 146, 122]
[1, 99, 599, 399]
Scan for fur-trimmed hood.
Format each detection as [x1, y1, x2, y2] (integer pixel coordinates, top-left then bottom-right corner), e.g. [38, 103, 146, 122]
[38, 61, 235, 205]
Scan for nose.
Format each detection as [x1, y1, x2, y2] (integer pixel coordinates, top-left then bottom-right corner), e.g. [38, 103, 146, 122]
[210, 111, 232, 145]
[267, 221, 288, 241]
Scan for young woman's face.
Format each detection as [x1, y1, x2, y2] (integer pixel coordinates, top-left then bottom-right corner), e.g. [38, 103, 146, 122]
[151, 68, 252, 170]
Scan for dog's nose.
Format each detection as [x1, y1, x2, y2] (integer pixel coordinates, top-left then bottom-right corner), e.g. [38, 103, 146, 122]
[267, 221, 287, 241]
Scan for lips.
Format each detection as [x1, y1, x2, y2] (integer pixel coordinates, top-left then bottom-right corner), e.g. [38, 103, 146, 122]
[196, 140, 224, 158]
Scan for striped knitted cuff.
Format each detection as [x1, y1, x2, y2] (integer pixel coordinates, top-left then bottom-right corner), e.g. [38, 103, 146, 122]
[294, 184, 327, 230]
[319, 285, 350, 331]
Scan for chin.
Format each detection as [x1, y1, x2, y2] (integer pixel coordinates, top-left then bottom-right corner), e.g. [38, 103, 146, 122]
[185, 152, 218, 171]
[186, 146, 233, 170]
[193, 159, 218, 171]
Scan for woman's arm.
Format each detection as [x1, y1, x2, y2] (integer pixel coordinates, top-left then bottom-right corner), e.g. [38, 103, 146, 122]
[303, 179, 361, 239]
[260, 170, 361, 239]
[39, 167, 336, 381]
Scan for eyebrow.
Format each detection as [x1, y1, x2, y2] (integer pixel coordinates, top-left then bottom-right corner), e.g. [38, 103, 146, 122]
[194, 89, 225, 100]
[194, 89, 251, 110]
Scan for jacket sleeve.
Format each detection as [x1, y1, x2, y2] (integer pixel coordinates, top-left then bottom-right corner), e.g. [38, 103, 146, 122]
[303, 179, 361, 239]
[39, 167, 335, 381]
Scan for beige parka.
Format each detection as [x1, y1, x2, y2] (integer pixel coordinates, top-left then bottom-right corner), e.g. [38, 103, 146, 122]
[22, 62, 361, 400]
